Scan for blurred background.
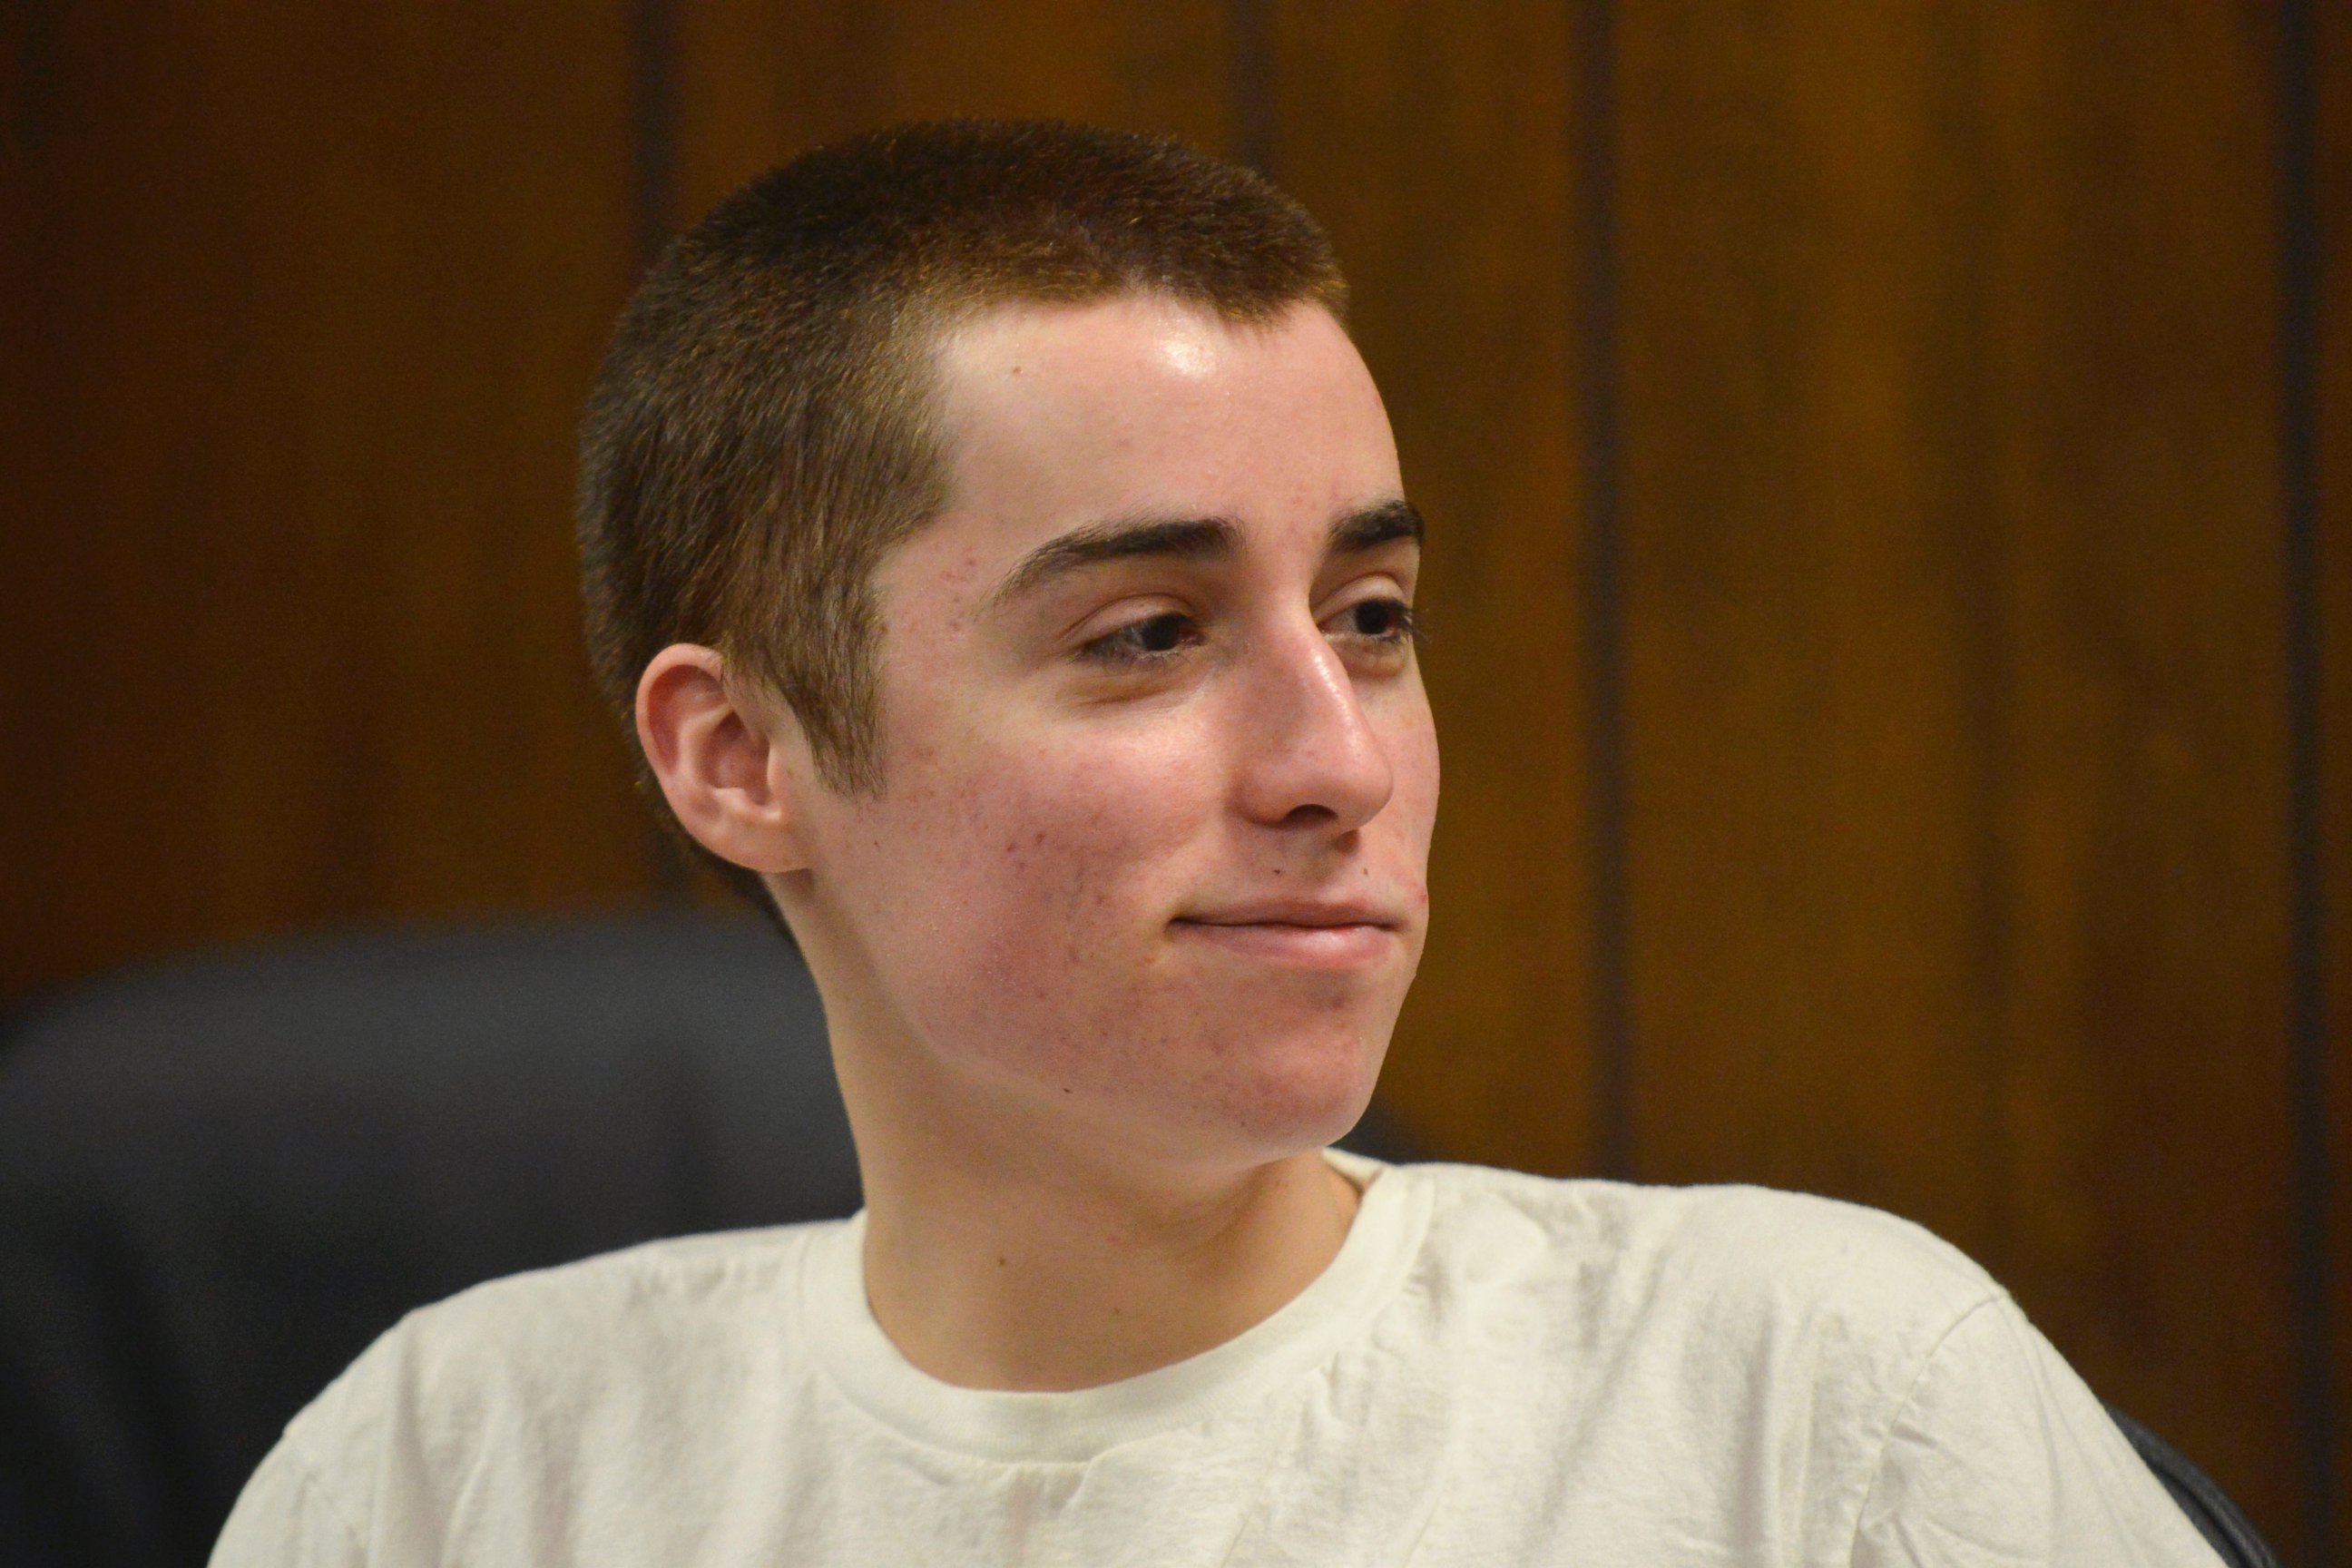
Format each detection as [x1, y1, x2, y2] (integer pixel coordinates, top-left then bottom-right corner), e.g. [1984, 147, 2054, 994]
[3, 2, 2346, 1562]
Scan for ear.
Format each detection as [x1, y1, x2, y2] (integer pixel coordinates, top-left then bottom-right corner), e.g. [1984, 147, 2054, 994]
[635, 644, 811, 876]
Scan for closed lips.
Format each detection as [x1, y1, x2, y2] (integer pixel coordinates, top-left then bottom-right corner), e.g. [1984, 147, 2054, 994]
[1173, 903, 1397, 928]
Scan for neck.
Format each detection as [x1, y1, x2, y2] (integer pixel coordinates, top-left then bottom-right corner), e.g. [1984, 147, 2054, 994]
[855, 1124, 1362, 1392]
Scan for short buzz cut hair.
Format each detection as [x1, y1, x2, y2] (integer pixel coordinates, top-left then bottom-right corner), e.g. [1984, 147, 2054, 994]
[576, 118, 1351, 918]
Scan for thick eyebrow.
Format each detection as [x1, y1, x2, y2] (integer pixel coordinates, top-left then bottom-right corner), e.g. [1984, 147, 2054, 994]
[984, 496, 1424, 613]
[986, 514, 1240, 611]
[1329, 497, 1424, 555]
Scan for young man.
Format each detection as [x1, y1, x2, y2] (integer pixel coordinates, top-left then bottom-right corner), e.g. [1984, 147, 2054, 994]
[215, 121, 2220, 1564]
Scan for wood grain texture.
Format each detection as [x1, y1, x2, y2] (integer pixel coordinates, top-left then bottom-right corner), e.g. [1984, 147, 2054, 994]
[0, 5, 658, 1003]
[1615, 1, 2009, 1237]
[2320, 1, 2352, 1553]
[1971, 11, 2296, 1541]
[669, 0, 1236, 234]
[1265, 0, 1594, 1177]
[1613, 2, 2299, 1542]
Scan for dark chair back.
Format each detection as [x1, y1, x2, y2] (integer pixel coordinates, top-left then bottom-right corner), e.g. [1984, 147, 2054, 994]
[2105, 1405, 2283, 1568]
[0, 914, 854, 1568]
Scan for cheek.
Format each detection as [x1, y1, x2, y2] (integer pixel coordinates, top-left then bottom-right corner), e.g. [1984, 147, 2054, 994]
[1376, 693, 1441, 875]
[853, 730, 1220, 1039]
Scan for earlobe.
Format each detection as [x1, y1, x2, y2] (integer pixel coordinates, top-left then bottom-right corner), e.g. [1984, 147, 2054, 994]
[635, 645, 811, 875]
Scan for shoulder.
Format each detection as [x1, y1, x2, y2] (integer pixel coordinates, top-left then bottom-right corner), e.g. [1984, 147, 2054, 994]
[257, 1222, 840, 1541]
[1406, 1161, 1995, 1301]
[1361, 1165, 2031, 1554]
[1347, 1168, 2212, 1561]
[347, 1221, 827, 1392]
[1389, 1162, 2004, 1391]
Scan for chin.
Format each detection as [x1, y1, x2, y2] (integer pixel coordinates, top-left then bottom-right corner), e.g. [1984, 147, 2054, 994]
[1191, 1016, 1390, 1162]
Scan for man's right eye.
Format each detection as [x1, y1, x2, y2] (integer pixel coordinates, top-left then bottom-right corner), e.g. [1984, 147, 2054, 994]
[1078, 612, 1200, 666]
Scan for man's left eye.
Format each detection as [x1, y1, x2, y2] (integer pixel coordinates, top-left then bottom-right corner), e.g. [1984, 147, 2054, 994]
[1329, 598, 1420, 643]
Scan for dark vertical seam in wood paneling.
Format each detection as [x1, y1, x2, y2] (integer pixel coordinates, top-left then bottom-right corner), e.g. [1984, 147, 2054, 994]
[2281, 2, 2335, 1563]
[1227, 0, 1275, 172]
[1575, 0, 1631, 1181]
[631, 0, 692, 900]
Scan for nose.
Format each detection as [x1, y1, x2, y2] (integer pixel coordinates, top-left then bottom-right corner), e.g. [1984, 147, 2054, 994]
[1229, 622, 1396, 834]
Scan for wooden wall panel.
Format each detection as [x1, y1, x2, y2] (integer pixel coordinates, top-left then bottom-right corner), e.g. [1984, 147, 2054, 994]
[2321, 0, 2352, 1551]
[1973, 11, 2297, 1539]
[1613, 2, 2299, 1544]
[1266, 0, 1594, 1177]
[0, 5, 656, 1003]
[1614, 3, 2009, 1239]
[669, 2, 1236, 236]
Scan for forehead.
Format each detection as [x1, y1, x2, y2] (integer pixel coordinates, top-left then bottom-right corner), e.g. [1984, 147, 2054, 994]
[923, 295, 1401, 554]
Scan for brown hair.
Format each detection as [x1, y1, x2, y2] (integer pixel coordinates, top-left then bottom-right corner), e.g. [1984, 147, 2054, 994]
[577, 119, 1350, 916]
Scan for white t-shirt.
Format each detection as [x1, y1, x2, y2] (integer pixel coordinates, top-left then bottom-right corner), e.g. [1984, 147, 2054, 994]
[212, 1154, 2221, 1565]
